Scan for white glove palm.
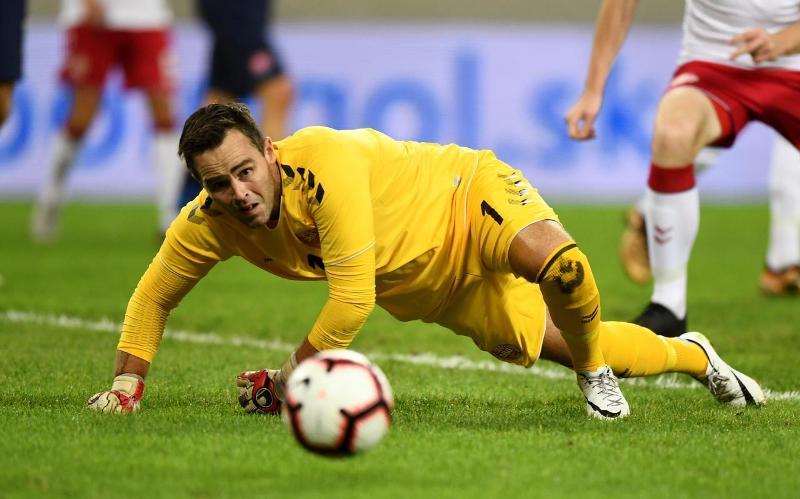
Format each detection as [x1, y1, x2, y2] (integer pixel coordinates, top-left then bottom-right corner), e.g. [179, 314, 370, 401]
[86, 374, 145, 413]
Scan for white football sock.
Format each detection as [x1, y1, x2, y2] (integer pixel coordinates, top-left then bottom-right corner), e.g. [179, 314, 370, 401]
[38, 132, 79, 208]
[632, 147, 720, 216]
[152, 131, 184, 233]
[766, 135, 800, 270]
[644, 186, 700, 319]
[693, 147, 722, 175]
[31, 132, 81, 241]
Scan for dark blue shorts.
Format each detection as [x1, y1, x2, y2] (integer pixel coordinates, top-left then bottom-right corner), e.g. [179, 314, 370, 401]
[0, 0, 26, 83]
[198, 0, 286, 97]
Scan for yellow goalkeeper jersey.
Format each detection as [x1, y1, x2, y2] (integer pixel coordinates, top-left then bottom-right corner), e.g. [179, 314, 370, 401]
[121, 126, 490, 360]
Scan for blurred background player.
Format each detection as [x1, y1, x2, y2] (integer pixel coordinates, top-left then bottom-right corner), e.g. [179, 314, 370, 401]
[565, 0, 800, 336]
[621, 137, 800, 296]
[31, 0, 183, 242]
[763, 136, 800, 293]
[178, 0, 295, 205]
[0, 0, 26, 127]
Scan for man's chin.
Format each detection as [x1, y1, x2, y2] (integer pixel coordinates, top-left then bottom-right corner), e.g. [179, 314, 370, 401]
[233, 211, 266, 227]
[242, 216, 266, 227]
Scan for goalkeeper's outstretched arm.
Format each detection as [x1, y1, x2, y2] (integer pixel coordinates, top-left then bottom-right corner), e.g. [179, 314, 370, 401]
[238, 246, 376, 415]
[87, 252, 204, 413]
[284, 242, 375, 373]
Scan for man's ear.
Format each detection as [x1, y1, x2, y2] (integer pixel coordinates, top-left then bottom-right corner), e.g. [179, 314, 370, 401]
[264, 137, 276, 163]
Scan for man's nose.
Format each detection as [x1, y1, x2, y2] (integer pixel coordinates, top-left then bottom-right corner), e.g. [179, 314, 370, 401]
[231, 180, 248, 200]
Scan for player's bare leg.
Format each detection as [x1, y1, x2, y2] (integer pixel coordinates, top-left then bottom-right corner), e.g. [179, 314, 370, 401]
[509, 220, 629, 419]
[145, 88, 182, 235]
[0, 82, 14, 127]
[634, 87, 722, 336]
[620, 206, 650, 284]
[31, 85, 102, 242]
[620, 147, 723, 286]
[253, 74, 294, 140]
[539, 310, 572, 368]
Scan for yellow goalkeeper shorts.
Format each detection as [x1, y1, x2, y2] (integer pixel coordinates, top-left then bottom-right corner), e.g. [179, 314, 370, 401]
[432, 152, 559, 367]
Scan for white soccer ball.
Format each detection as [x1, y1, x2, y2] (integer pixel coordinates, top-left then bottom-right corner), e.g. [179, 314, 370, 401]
[282, 349, 394, 456]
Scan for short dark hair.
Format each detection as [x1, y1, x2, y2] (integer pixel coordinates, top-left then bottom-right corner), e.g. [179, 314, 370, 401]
[178, 102, 265, 181]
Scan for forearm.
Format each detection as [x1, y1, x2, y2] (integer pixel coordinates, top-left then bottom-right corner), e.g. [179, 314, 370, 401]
[583, 0, 639, 94]
[273, 247, 376, 399]
[116, 255, 200, 363]
[304, 246, 376, 351]
[306, 297, 375, 351]
[277, 293, 374, 386]
[295, 337, 319, 363]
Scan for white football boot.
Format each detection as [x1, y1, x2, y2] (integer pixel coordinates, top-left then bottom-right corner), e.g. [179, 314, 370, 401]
[680, 332, 766, 407]
[577, 365, 631, 420]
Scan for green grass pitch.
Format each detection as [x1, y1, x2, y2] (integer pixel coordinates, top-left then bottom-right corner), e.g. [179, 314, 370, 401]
[1, 201, 798, 498]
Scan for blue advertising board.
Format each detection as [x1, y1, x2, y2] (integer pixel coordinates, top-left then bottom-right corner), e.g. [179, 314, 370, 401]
[0, 23, 776, 201]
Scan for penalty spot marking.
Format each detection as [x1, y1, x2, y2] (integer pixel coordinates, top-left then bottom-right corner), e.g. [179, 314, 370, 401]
[2, 309, 799, 402]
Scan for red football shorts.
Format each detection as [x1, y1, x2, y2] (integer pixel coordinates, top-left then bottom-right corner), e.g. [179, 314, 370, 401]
[668, 60, 800, 149]
[61, 24, 174, 92]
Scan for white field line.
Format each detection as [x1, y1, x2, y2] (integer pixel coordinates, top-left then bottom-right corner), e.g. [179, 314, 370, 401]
[3, 309, 799, 402]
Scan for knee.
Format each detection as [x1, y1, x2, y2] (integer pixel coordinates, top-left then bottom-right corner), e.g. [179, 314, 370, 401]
[152, 119, 175, 132]
[508, 219, 573, 282]
[150, 106, 175, 131]
[651, 119, 699, 160]
[65, 119, 91, 139]
[537, 244, 601, 335]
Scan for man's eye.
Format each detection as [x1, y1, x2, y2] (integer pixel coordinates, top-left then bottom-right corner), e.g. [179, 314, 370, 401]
[240, 168, 253, 177]
[209, 181, 226, 191]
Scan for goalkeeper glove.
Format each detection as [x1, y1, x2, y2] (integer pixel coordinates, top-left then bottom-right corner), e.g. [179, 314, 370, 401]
[86, 374, 145, 413]
[236, 369, 283, 415]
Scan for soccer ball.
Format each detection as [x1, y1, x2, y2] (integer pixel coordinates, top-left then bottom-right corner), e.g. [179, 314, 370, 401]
[282, 349, 394, 456]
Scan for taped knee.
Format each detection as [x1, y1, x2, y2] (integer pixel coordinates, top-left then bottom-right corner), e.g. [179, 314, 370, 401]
[536, 242, 601, 335]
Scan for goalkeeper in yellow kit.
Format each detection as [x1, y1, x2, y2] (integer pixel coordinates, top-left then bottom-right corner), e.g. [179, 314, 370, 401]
[87, 103, 765, 419]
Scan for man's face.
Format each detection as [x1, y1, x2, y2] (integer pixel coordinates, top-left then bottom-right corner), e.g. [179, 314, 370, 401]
[194, 130, 279, 228]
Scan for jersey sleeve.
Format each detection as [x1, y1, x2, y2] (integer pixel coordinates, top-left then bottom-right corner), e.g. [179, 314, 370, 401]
[117, 201, 234, 361]
[117, 252, 199, 361]
[306, 247, 376, 350]
[160, 200, 235, 278]
[304, 138, 377, 350]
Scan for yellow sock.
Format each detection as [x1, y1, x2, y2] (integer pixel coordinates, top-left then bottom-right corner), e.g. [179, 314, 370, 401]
[537, 242, 605, 372]
[598, 321, 708, 377]
[560, 326, 605, 373]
